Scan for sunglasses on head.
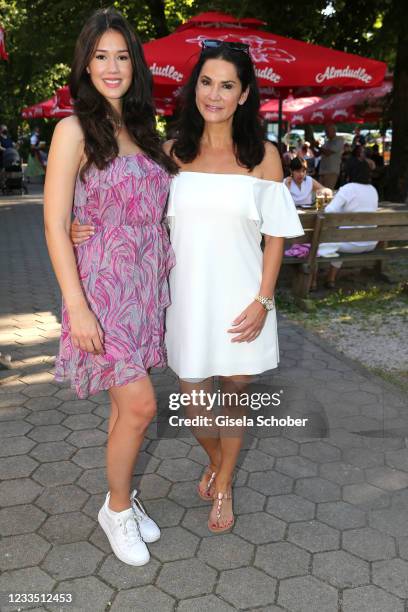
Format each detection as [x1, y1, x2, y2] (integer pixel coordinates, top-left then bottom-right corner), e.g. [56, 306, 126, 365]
[201, 39, 250, 54]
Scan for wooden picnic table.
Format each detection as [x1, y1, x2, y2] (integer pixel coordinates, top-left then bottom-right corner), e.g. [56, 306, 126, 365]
[296, 202, 408, 220]
[282, 204, 408, 309]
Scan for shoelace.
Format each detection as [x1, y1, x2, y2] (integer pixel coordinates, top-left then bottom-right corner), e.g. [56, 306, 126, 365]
[131, 495, 148, 522]
[117, 514, 143, 543]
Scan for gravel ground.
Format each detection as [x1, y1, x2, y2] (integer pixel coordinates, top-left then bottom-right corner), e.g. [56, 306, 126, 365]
[278, 261, 408, 390]
[311, 308, 408, 371]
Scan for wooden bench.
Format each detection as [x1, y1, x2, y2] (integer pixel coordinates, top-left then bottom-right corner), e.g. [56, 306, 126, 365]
[283, 209, 408, 309]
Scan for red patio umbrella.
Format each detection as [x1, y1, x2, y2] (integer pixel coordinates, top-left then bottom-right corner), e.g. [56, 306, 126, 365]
[0, 25, 9, 60]
[22, 99, 54, 119]
[288, 81, 392, 125]
[144, 11, 387, 109]
[260, 96, 322, 121]
[31, 85, 171, 117]
[21, 95, 73, 119]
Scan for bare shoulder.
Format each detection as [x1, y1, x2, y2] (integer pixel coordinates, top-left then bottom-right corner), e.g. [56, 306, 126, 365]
[48, 116, 84, 171]
[53, 115, 83, 143]
[259, 142, 283, 181]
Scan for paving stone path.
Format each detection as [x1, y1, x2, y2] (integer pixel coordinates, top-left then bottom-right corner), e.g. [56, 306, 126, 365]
[0, 192, 407, 612]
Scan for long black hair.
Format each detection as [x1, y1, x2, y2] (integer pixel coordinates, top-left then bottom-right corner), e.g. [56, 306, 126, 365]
[171, 44, 265, 170]
[69, 8, 178, 177]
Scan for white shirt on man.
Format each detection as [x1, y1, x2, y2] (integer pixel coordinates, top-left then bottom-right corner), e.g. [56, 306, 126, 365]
[325, 182, 378, 215]
[318, 182, 379, 256]
[319, 135, 344, 175]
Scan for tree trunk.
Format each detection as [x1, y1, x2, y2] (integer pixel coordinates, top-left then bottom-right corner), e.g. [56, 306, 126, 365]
[146, 0, 169, 38]
[387, 4, 408, 202]
[304, 124, 318, 147]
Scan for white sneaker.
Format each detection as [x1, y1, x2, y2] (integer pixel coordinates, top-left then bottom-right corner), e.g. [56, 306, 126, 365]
[130, 488, 161, 543]
[98, 493, 150, 566]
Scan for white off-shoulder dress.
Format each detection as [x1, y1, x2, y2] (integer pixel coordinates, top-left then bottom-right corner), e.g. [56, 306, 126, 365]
[165, 172, 304, 380]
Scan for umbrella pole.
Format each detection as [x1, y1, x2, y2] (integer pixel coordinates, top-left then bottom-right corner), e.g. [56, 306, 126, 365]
[278, 96, 283, 145]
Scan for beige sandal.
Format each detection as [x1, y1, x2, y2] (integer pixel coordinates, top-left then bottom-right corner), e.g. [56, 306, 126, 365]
[208, 490, 234, 533]
[197, 466, 217, 501]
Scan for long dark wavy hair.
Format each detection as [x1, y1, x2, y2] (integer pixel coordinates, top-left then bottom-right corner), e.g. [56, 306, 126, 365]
[171, 45, 265, 170]
[69, 8, 178, 177]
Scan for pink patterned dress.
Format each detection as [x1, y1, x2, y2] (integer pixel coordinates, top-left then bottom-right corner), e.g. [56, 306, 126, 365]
[55, 153, 174, 398]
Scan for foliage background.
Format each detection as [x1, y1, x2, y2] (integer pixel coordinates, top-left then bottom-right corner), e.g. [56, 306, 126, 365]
[1, 0, 407, 198]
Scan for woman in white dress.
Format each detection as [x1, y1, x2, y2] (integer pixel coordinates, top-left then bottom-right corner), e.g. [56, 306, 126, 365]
[71, 39, 303, 533]
[163, 40, 303, 532]
[284, 156, 331, 208]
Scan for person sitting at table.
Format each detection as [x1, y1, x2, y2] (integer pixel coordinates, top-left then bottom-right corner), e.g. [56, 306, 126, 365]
[315, 159, 379, 289]
[284, 156, 331, 208]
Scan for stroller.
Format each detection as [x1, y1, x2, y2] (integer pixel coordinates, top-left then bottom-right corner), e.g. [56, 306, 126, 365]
[1, 147, 27, 195]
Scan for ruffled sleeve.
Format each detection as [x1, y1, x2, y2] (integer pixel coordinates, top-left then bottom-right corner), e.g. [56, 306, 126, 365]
[252, 179, 304, 238]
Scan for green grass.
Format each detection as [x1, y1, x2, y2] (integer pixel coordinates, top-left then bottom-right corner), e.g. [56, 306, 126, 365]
[369, 367, 408, 393]
[276, 282, 408, 330]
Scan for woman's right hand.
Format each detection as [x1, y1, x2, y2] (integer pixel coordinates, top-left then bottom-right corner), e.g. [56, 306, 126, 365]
[68, 305, 104, 354]
[71, 218, 95, 245]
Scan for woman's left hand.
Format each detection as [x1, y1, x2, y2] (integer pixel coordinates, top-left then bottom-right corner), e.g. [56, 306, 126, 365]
[228, 301, 268, 343]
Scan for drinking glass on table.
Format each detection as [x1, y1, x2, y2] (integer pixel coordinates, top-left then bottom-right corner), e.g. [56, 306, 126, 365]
[316, 192, 326, 210]
[316, 188, 333, 209]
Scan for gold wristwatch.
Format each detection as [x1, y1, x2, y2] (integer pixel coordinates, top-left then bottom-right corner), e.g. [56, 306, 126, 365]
[255, 295, 275, 311]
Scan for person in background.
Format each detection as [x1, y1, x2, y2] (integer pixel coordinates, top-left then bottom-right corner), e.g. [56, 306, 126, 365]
[315, 159, 378, 289]
[30, 126, 41, 148]
[363, 147, 376, 172]
[371, 144, 384, 168]
[370, 143, 386, 198]
[338, 142, 352, 186]
[346, 145, 375, 180]
[278, 142, 291, 177]
[0, 125, 13, 178]
[288, 145, 297, 159]
[317, 123, 344, 189]
[300, 141, 315, 176]
[0, 125, 13, 150]
[352, 125, 366, 147]
[284, 156, 331, 208]
[26, 142, 46, 183]
[38, 142, 48, 168]
[3, 142, 21, 167]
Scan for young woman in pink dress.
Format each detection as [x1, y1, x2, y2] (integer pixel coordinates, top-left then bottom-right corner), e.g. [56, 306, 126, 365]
[44, 9, 177, 566]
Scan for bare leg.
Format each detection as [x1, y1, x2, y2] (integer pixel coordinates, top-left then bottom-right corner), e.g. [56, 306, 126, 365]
[209, 375, 251, 529]
[326, 264, 339, 283]
[180, 378, 221, 494]
[107, 376, 156, 512]
[108, 396, 119, 437]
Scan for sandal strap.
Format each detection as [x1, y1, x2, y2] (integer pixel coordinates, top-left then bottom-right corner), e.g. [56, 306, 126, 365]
[215, 490, 233, 521]
[201, 466, 216, 494]
[206, 470, 216, 491]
